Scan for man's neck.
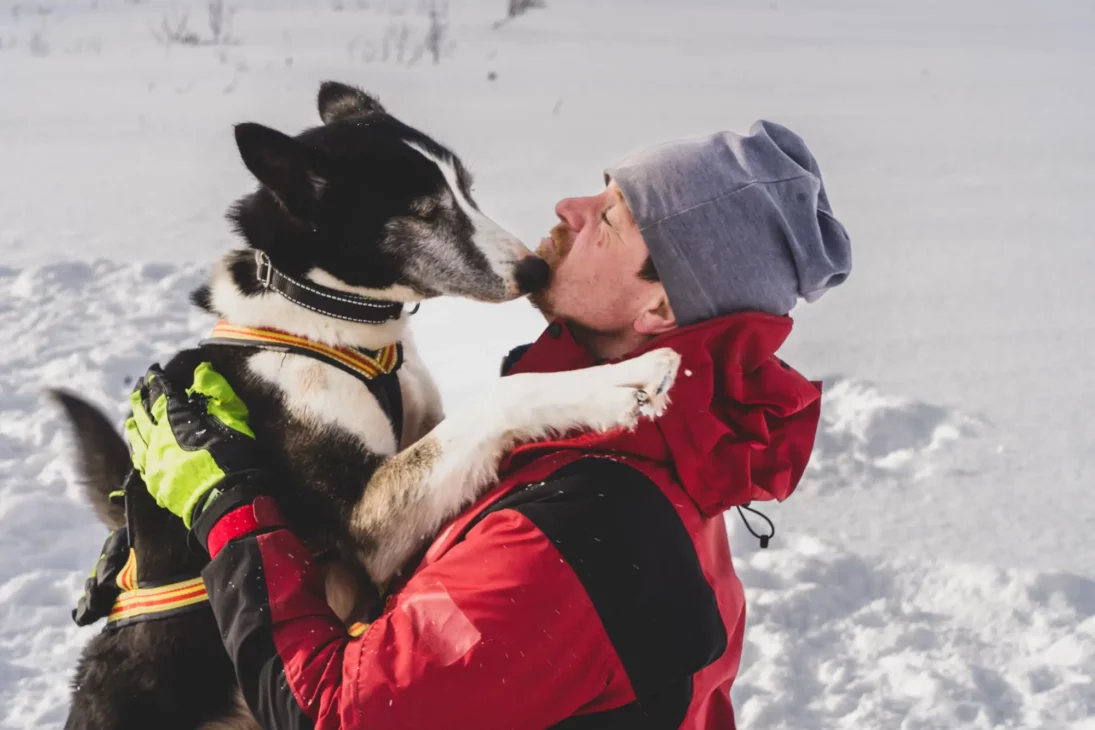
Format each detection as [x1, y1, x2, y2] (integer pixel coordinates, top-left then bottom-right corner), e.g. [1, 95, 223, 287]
[566, 321, 653, 362]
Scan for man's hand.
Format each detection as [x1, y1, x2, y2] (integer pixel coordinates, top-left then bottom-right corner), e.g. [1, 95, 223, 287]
[125, 356, 265, 540]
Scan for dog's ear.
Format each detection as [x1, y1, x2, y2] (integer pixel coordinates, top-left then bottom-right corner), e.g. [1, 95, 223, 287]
[235, 122, 327, 216]
[318, 81, 385, 124]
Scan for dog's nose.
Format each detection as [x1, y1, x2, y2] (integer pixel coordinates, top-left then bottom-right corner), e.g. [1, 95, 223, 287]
[514, 256, 551, 294]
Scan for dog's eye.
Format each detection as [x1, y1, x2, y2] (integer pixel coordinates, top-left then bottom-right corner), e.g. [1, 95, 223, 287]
[410, 198, 439, 219]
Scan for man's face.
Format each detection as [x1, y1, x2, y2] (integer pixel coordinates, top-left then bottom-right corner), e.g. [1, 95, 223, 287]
[531, 180, 663, 335]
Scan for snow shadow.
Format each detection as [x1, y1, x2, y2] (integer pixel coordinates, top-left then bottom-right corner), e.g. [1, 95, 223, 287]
[801, 377, 984, 494]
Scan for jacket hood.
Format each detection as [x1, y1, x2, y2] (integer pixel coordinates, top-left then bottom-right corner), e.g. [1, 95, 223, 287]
[501, 313, 823, 517]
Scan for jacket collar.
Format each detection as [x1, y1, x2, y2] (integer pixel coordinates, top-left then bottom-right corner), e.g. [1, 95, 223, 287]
[501, 313, 824, 517]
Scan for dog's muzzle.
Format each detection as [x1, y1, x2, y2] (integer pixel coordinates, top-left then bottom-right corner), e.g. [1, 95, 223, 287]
[514, 256, 551, 295]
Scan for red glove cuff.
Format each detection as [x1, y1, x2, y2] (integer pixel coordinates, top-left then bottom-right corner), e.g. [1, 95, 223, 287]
[206, 496, 287, 558]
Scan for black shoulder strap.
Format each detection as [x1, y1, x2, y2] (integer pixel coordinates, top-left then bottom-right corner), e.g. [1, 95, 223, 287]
[457, 457, 727, 717]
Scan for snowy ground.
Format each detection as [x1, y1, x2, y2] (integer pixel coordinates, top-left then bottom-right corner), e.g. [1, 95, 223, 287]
[2, 0, 1093, 727]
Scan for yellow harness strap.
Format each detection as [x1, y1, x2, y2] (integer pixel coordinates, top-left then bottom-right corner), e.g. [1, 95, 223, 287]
[203, 321, 401, 381]
[107, 550, 209, 628]
[109, 550, 371, 638]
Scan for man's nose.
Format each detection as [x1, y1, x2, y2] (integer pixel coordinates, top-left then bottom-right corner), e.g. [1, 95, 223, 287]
[555, 196, 595, 231]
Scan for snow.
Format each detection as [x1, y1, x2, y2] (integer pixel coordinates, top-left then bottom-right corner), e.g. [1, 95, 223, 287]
[2, 0, 1093, 727]
[731, 532, 1095, 728]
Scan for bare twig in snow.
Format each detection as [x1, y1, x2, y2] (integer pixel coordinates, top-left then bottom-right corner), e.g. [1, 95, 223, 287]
[150, 13, 199, 47]
[494, 0, 544, 28]
[422, 1, 447, 65]
[348, 2, 453, 67]
[206, 0, 236, 45]
[29, 30, 48, 56]
[150, 2, 235, 48]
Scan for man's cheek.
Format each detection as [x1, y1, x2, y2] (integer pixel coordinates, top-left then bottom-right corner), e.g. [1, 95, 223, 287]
[547, 253, 576, 288]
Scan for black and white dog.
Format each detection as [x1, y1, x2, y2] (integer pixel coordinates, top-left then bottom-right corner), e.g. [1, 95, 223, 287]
[54, 82, 680, 730]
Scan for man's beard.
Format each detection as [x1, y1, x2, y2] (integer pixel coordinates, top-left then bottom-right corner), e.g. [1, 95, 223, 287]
[535, 222, 574, 270]
[529, 223, 573, 318]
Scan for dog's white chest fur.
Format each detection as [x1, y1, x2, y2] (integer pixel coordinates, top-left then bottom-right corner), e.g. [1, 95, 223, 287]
[247, 351, 400, 457]
[243, 330, 442, 456]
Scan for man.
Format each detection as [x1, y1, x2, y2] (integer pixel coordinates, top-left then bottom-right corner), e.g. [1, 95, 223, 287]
[125, 120, 851, 729]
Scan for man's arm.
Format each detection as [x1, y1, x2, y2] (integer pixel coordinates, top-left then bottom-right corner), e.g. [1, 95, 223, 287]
[202, 499, 627, 730]
[203, 458, 729, 730]
[122, 361, 716, 728]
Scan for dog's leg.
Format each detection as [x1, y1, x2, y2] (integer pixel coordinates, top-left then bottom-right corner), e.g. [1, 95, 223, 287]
[352, 347, 681, 583]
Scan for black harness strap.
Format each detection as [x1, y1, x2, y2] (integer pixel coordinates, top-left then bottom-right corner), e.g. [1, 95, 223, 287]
[368, 371, 404, 450]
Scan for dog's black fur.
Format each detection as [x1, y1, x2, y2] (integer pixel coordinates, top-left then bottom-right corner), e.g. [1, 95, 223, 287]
[55, 391, 240, 730]
[55, 82, 544, 730]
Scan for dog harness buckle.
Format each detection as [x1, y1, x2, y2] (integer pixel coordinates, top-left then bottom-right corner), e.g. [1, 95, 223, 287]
[255, 249, 273, 289]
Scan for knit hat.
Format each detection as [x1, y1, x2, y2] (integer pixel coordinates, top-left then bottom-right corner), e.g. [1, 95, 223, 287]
[606, 121, 851, 325]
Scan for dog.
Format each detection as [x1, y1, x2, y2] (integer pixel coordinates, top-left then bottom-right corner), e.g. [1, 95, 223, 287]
[53, 81, 681, 730]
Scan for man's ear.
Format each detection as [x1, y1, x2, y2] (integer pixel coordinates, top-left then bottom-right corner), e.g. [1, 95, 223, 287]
[234, 123, 327, 217]
[633, 288, 677, 336]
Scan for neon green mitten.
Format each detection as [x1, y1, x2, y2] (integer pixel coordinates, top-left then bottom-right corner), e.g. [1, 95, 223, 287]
[125, 356, 263, 531]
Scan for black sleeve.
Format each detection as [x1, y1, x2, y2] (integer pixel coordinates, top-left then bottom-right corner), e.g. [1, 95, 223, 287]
[202, 533, 319, 730]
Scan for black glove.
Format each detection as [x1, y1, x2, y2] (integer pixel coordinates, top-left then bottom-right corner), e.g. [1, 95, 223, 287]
[125, 351, 271, 550]
[72, 527, 129, 627]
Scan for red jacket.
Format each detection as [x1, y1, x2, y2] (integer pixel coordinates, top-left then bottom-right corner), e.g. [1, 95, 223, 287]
[202, 313, 822, 729]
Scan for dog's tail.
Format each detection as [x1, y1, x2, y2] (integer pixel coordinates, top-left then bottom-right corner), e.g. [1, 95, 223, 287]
[49, 391, 129, 530]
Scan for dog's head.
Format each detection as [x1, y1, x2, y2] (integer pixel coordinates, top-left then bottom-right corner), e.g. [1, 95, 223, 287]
[229, 82, 548, 303]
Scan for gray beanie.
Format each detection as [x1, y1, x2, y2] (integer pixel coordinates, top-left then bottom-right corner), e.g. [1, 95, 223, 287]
[606, 120, 851, 325]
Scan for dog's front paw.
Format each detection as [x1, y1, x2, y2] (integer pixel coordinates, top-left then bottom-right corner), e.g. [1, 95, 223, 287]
[566, 347, 681, 433]
[610, 347, 681, 426]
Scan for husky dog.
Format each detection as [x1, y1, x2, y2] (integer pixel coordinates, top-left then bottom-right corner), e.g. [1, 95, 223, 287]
[54, 82, 680, 730]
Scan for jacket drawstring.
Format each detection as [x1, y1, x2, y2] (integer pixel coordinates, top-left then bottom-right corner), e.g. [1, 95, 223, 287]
[735, 502, 774, 548]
